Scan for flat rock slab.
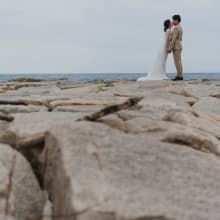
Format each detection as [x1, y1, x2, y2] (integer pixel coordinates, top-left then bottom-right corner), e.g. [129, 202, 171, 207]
[0, 216, 16, 220]
[193, 97, 220, 116]
[185, 83, 220, 98]
[43, 122, 220, 220]
[0, 105, 48, 114]
[54, 105, 105, 113]
[9, 112, 84, 138]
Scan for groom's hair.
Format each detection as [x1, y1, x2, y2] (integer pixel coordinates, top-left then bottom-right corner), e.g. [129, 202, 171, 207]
[172, 15, 181, 22]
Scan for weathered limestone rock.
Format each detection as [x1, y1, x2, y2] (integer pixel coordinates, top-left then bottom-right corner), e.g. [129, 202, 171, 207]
[101, 114, 168, 134]
[49, 99, 124, 108]
[9, 112, 84, 138]
[1, 78, 220, 220]
[166, 83, 220, 102]
[166, 85, 198, 99]
[193, 97, 220, 116]
[162, 127, 220, 156]
[42, 122, 220, 220]
[8, 77, 48, 82]
[0, 105, 48, 114]
[185, 83, 220, 98]
[42, 198, 52, 220]
[0, 122, 16, 146]
[0, 215, 16, 220]
[0, 144, 45, 220]
[140, 86, 192, 107]
[54, 105, 104, 113]
[211, 92, 220, 99]
[164, 110, 220, 139]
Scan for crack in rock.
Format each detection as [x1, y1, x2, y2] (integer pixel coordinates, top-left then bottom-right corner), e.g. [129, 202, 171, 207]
[162, 129, 220, 156]
[5, 155, 16, 215]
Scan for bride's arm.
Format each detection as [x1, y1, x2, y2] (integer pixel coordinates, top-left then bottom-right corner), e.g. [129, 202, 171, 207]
[165, 29, 171, 52]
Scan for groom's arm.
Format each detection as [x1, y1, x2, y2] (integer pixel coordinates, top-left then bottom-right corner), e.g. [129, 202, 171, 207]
[170, 27, 178, 51]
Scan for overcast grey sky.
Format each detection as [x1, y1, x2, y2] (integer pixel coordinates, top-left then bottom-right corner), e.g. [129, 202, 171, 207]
[0, 0, 219, 73]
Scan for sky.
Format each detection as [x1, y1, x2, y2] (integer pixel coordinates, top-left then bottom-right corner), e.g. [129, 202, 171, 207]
[0, 0, 219, 73]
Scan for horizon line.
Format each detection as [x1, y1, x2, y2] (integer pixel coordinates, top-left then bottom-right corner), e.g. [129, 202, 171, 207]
[0, 72, 220, 75]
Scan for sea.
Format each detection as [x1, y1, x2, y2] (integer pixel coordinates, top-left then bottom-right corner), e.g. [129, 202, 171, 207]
[0, 73, 220, 82]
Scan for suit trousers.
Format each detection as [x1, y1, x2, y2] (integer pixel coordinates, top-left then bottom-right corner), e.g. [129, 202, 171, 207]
[173, 49, 183, 77]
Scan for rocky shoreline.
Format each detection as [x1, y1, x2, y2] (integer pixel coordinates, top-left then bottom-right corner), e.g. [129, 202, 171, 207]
[0, 78, 220, 220]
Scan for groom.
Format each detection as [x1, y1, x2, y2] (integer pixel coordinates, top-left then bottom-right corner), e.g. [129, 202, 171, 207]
[169, 15, 183, 81]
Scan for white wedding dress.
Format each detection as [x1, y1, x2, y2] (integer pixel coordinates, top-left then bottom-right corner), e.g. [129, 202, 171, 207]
[138, 29, 171, 81]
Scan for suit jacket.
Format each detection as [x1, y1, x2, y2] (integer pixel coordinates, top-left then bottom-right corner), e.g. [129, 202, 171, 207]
[170, 24, 183, 51]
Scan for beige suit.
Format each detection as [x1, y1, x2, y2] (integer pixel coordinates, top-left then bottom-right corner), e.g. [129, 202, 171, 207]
[170, 24, 183, 77]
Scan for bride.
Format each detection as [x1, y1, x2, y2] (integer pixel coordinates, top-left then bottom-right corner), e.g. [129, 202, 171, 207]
[138, 19, 171, 81]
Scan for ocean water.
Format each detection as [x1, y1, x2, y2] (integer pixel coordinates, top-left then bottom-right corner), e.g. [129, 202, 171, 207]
[0, 73, 220, 82]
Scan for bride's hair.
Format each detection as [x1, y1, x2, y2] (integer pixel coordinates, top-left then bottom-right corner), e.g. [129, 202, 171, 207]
[164, 19, 171, 32]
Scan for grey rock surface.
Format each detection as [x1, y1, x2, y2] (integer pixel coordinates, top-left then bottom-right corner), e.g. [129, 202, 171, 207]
[43, 122, 220, 220]
[0, 215, 16, 220]
[0, 79, 220, 220]
[0, 105, 48, 114]
[0, 144, 45, 220]
[193, 97, 220, 116]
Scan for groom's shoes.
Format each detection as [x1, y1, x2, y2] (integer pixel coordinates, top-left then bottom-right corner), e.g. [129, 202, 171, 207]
[172, 76, 184, 81]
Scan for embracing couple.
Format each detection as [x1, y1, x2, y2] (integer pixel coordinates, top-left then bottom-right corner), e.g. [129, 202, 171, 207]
[138, 15, 183, 81]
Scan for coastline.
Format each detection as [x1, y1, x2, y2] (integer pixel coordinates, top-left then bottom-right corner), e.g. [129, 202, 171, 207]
[1, 72, 220, 82]
[1, 78, 220, 219]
